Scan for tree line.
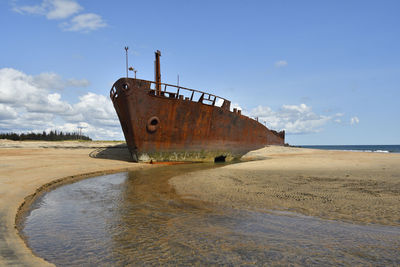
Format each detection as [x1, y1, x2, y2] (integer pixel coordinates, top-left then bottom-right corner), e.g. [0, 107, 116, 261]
[0, 131, 92, 141]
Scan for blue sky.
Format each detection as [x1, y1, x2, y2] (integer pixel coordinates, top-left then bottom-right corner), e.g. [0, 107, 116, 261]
[0, 0, 399, 144]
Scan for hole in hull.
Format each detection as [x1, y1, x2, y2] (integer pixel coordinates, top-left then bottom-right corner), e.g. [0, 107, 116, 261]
[214, 155, 226, 163]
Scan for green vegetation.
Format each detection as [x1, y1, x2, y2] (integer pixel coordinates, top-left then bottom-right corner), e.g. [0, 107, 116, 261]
[0, 131, 91, 141]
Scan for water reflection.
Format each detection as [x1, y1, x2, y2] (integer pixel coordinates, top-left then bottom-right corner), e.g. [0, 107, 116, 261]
[23, 164, 400, 266]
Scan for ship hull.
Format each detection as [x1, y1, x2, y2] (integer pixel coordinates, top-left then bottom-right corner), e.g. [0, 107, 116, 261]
[111, 78, 284, 162]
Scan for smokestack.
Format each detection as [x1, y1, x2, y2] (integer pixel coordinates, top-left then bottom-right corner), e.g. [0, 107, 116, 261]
[154, 50, 161, 95]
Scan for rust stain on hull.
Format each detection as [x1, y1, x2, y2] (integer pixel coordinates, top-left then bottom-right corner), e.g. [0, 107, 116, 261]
[110, 51, 284, 162]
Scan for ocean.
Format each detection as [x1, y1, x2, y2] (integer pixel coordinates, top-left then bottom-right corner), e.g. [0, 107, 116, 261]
[300, 145, 400, 154]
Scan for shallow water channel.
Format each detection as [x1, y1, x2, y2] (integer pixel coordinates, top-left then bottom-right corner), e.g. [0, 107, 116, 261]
[23, 163, 400, 266]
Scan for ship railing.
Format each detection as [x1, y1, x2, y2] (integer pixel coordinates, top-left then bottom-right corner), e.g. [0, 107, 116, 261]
[148, 81, 231, 110]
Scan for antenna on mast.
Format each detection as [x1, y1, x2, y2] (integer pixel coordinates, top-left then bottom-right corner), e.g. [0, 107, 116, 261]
[124, 46, 129, 78]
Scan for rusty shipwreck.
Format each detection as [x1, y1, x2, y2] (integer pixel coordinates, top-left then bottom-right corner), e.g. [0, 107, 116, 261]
[110, 50, 285, 162]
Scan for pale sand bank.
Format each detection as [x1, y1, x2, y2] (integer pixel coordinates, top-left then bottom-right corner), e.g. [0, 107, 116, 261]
[0, 139, 126, 148]
[0, 140, 147, 266]
[170, 146, 400, 226]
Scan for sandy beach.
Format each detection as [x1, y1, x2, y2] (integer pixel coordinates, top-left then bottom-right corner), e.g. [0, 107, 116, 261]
[171, 146, 400, 226]
[0, 140, 148, 266]
[1, 141, 399, 265]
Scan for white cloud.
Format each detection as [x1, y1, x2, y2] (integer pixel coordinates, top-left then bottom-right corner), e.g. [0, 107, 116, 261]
[13, 0, 106, 33]
[13, 0, 82, 19]
[46, 0, 82, 19]
[26, 93, 73, 114]
[33, 72, 64, 90]
[66, 78, 90, 87]
[248, 103, 340, 134]
[13, 4, 46, 16]
[0, 68, 40, 104]
[32, 72, 89, 90]
[71, 93, 119, 127]
[0, 104, 18, 120]
[62, 13, 107, 32]
[275, 60, 288, 68]
[0, 68, 122, 140]
[350, 116, 359, 125]
[0, 68, 89, 102]
[192, 99, 337, 135]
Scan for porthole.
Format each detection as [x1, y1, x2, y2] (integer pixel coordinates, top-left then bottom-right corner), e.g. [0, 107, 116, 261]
[146, 116, 160, 133]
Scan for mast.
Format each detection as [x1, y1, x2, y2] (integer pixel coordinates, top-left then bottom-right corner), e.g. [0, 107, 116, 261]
[124, 46, 129, 78]
[154, 50, 161, 95]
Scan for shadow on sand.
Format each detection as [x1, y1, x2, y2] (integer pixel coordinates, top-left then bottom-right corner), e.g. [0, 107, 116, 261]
[89, 144, 133, 162]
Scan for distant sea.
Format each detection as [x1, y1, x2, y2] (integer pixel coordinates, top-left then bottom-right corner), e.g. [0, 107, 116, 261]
[300, 145, 400, 154]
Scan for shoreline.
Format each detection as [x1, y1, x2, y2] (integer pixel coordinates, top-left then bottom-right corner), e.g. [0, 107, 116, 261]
[0, 140, 149, 266]
[15, 168, 148, 241]
[299, 144, 399, 153]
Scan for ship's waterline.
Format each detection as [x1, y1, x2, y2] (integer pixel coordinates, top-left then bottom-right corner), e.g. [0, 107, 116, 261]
[21, 164, 400, 266]
[136, 150, 239, 162]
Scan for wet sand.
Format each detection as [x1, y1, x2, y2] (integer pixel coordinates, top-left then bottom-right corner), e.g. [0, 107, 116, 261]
[1, 141, 400, 265]
[22, 165, 400, 266]
[0, 140, 147, 266]
[171, 146, 400, 226]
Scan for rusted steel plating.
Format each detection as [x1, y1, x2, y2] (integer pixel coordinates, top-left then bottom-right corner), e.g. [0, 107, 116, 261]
[111, 79, 232, 111]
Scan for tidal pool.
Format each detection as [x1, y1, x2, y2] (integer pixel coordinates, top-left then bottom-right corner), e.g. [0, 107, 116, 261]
[22, 164, 400, 266]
